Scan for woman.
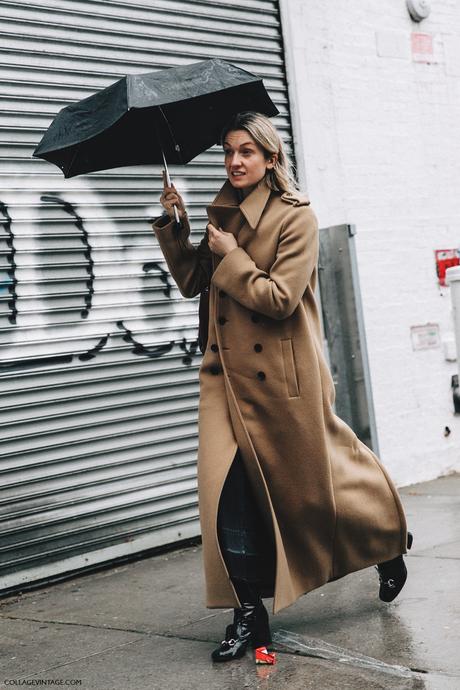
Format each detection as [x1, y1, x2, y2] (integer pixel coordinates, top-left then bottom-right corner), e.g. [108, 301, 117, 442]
[152, 111, 412, 666]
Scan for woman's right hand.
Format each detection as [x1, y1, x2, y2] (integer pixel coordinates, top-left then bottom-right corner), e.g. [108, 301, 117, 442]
[160, 170, 186, 220]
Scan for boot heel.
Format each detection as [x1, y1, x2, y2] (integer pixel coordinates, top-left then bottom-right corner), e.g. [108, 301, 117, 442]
[255, 646, 276, 665]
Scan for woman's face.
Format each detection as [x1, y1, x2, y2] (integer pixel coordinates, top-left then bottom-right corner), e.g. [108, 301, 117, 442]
[223, 129, 275, 190]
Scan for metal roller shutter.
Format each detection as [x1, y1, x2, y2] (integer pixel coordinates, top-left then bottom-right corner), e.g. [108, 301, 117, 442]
[0, 0, 294, 592]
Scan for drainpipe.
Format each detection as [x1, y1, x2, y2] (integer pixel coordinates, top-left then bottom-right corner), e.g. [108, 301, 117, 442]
[446, 265, 460, 413]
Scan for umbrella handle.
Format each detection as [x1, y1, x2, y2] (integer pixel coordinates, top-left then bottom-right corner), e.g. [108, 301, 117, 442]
[161, 150, 181, 226]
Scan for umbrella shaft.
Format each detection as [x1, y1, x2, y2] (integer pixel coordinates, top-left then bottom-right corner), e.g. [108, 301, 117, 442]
[161, 149, 180, 225]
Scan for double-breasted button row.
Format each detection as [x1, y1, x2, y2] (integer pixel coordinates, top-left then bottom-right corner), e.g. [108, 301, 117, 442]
[210, 365, 265, 380]
[218, 316, 227, 325]
[209, 329, 264, 379]
[254, 333, 265, 378]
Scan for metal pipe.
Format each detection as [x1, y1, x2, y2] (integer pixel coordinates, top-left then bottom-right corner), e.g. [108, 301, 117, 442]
[445, 265, 460, 412]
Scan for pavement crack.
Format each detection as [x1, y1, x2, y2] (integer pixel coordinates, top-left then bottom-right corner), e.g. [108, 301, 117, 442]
[0, 613, 148, 635]
[0, 614, 228, 640]
[172, 608, 233, 630]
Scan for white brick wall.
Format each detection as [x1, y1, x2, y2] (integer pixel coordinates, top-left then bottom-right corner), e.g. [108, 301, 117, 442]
[281, 0, 460, 485]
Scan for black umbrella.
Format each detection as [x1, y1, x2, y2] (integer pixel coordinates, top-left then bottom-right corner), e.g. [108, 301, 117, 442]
[32, 58, 279, 179]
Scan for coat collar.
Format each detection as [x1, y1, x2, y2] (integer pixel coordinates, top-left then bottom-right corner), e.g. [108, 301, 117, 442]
[210, 176, 272, 230]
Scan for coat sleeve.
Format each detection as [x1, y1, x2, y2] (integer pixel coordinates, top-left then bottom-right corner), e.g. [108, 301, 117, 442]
[210, 205, 319, 320]
[151, 212, 212, 298]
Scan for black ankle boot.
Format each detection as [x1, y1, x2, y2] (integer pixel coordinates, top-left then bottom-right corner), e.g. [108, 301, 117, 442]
[376, 531, 413, 602]
[211, 601, 261, 662]
[211, 595, 273, 663]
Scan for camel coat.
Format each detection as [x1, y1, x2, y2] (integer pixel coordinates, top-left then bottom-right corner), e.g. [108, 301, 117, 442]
[152, 176, 408, 615]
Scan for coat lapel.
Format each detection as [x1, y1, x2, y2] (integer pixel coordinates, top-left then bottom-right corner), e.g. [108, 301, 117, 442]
[206, 176, 273, 270]
[206, 176, 272, 235]
[239, 177, 272, 230]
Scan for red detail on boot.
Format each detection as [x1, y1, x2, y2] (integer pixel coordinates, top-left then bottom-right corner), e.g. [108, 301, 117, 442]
[255, 646, 276, 665]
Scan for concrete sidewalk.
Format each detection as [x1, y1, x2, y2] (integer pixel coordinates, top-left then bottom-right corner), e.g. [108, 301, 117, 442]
[1, 475, 459, 690]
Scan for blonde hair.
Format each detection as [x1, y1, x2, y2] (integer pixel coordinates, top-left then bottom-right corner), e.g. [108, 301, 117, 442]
[220, 111, 299, 194]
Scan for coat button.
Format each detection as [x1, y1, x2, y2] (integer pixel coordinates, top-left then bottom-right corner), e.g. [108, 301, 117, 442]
[210, 343, 218, 352]
[210, 365, 220, 375]
[251, 314, 260, 323]
[256, 371, 266, 380]
[219, 290, 226, 298]
[218, 316, 227, 325]
[254, 343, 263, 352]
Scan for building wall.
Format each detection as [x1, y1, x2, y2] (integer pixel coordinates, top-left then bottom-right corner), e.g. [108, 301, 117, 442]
[281, 0, 460, 485]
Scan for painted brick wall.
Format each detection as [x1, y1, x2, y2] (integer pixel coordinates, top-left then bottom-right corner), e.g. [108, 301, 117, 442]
[281, 0, 460, 485]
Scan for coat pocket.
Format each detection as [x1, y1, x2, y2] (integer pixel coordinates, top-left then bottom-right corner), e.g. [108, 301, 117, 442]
[281, 338, 300, 398]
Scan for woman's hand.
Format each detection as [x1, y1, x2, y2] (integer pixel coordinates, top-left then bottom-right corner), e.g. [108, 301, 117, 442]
[207, 223, 238, 257]
[160, 170, 187, 220]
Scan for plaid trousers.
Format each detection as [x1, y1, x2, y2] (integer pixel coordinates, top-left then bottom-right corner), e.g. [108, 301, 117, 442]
[217, 447, 276, 599]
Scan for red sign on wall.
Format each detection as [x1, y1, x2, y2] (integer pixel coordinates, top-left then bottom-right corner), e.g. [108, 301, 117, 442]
[412, 32, 433, 63]
[435, 249, 460, 286]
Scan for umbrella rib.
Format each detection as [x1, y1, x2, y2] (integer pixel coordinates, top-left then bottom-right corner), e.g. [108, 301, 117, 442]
[158, 105, 182, 160]
[65, 145, 81, 178]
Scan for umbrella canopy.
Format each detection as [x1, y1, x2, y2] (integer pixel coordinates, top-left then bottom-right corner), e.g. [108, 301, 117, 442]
[33, 58, 279, 178]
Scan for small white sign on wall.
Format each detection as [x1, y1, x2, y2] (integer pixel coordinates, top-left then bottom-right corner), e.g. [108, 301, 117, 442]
[410, 323, 441, 350]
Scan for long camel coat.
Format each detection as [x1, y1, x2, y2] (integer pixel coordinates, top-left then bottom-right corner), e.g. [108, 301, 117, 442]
[152, 175, 408, 615]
